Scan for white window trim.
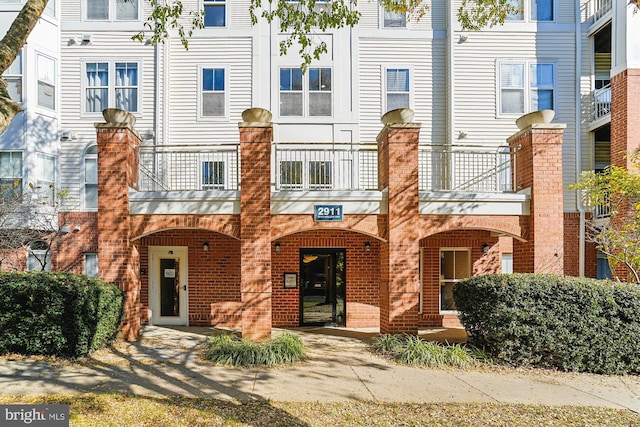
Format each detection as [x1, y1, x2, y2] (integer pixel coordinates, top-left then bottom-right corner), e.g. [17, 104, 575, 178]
[496, 59, 557, 119]
[197, 64, 229, 120]
[36, 152, 56, 202]
[439, 248, 471, 314]
[3, 49, 23, 106]
[382, 64, 414, 116]
[0, 150, 24, 197]
[201, 0, 227, 28]
[277, 66, 334, 119]
[27, 241, 51, 272]
[84, 252, 99, 277]
[82, 144, 98, 211]
[379, 6, 408, 29]
[506, 0, 555, 23]
[81, 60, 142, 116]
[35, 52, 57, 114]
[84, 0, 141, 22]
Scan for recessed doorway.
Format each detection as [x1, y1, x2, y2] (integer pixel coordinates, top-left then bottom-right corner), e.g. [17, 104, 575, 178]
[300, 249, 346, 326]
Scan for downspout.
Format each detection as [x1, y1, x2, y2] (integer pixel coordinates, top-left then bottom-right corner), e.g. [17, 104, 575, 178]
[576, 0, 585, 277]
[447, 0, 455, 146]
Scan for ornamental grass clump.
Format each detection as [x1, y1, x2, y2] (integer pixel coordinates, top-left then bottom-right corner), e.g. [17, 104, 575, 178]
[205, 332, 305, 367]
[371, 334, 476, 368]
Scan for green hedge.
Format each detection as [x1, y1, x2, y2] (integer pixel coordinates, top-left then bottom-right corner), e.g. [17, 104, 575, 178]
[453, 274, 640, 374]
[0, 271, 124, 358]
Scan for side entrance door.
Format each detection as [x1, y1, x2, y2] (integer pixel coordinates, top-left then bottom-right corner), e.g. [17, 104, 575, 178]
[149, 246, 189, 325]
[300, 249, 346, 326]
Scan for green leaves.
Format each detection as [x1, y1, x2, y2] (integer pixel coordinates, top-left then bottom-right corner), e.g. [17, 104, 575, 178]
[454, 274, 640, 374]
[457, 0, 519, 31]
[133, 0, 204, 50]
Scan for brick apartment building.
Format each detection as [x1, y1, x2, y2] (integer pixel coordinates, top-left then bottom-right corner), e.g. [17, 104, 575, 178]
[0, 0, 637, 338]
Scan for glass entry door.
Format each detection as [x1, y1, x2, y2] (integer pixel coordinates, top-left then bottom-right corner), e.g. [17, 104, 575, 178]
[149, 246, 188, 325]
[160, 258, 180, 317]
[300, 249, 345, 326]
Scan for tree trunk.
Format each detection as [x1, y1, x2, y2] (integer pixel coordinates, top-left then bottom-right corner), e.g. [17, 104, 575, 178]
[0, 0, 48, 135]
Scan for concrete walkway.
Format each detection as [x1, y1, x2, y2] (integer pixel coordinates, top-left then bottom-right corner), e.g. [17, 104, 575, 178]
[0, 326, 639, 412]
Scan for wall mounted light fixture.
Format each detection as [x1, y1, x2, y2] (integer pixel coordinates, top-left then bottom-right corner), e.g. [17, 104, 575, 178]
[275, 242, 281, 252]
[203, 242, 210, 252]
[482, 243, 490, 253]
[364, 242, 371, 252]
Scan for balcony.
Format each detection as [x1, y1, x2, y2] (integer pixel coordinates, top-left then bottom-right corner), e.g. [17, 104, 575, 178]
[419, 144, 515, 193]
[133, 142, 523, 215]
[591, 84, 611, 123]
[592, 0, 612, 22]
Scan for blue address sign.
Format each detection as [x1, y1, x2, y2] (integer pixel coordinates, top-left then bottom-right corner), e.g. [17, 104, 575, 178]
[314, 205, 343, 221]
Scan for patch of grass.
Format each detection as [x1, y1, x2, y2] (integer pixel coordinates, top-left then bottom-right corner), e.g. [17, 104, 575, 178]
[371, 334, 477, 368]
[0, 395, 637, 427]
[205, 332, 305, 367]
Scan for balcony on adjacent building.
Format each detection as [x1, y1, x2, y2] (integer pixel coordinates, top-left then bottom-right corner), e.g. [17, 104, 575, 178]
[591, 83, 611, 123]
[590, 0, 612, 23]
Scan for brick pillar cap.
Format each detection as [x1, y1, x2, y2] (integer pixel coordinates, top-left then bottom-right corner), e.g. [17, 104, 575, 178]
[382, 108, 414, 125]
[239, 108, 273, 128]
[515, 109, 554, 130]
[507, 123, 567, 144]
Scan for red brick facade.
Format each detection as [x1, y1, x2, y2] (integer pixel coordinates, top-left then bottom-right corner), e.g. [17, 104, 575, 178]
[36, 108, 591, 339]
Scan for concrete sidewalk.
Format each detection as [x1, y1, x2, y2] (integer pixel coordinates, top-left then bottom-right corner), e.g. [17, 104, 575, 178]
[0, 326, 638, 413]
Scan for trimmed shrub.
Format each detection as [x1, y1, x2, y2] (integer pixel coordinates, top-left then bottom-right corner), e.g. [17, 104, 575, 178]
[205, 332, 305, 366]
[371, 334, 476, 368]
[0, 271, 124, 358]
[453, 274, 640, 374]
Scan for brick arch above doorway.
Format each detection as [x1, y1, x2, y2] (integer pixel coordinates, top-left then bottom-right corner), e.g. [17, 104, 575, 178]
[417, 214, 525, 242]
[130, 214, 240, 241]
[271, 214, 386, 242]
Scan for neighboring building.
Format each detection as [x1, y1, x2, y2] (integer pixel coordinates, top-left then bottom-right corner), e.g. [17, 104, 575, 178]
[0, 0, 635, 338]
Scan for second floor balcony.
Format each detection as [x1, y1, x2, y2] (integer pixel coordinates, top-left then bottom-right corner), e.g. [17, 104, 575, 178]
[133, 142, 524, 216]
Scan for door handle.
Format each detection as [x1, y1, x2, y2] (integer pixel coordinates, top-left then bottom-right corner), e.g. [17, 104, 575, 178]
[182, 285, 187, 291]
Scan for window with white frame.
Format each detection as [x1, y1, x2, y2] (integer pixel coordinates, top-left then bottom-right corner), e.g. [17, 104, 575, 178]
[279, 67, 332, 117]
[36, 153, 55, 201]
[27, 240, 51, 271]
[84, 252, 98, 277]
[201, 67, 226, 117]
[3, 51, 22, 103]
[383, 8, 406, 28]
[308, 68, 332, 116]
[84, 145, 98, 209]
[0, 151, 22, 200]
[203, 0, 225, 26]
[499, 61, 554, 115]
[440, 249, 470, 311]
[86, 0, 138, 20]
[201, 161, 225, 189]
[37, 54, 56, 111]
[385, 67, 410, 113]
[279, 160, 303, 189]
[507, 0, 553, 21]
[309, 161, 332, 188]
[502, 253, 513, 273]
[85, 62, 139, 113]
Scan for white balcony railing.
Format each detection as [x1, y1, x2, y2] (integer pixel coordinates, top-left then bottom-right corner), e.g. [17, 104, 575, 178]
[593, 0, 612, 22]
[137, 143, 517, 195]
[592, 84, 611, 122]
[273, 143, 378, 191]
[138, 144, 240, 191]
[419, 144, 516, 193]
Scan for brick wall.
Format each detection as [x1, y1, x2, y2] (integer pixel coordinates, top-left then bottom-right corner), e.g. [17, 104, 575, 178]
[239, 122, 272, 339]
[563, 212, 597, 278]
[378, 122, 421, 334]
[53, 212, 98, 273]
[508, 124, 565, 274]
[96, 124, 141, 340]
[271, 230, 380, 328]
[138, 229, 241, 327]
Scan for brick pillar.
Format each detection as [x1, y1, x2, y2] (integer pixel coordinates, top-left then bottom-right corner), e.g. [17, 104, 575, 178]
[508, 120, 565, 274]
[96, 109, 141, 340]
[239, 108, 272, 340]
[377, 109, 421, 334]
[608, 70, 640, 281]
